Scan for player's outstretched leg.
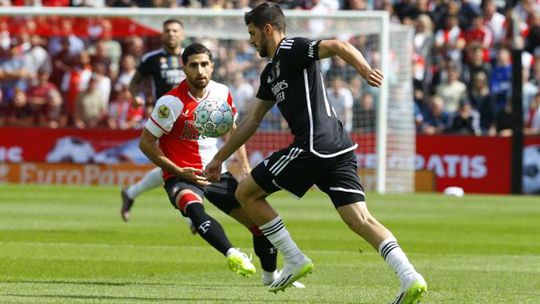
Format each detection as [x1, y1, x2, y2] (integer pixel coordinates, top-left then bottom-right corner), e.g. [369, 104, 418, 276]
[226, 248, 256, 278]
[259, 216, 314, 293]
[120, 167, 163, 221]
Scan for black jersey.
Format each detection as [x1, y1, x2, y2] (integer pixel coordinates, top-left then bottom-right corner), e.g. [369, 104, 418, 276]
[138, 48, 185, 100]
[256, 37, 357, 157]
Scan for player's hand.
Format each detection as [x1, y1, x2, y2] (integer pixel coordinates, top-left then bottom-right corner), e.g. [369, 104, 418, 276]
[204, 159, 223, 182]
[178, 167, 211, 186]
[365, 68, 383, 87]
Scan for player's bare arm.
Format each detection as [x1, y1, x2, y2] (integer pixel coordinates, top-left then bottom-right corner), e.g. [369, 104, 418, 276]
[318, 40, 383, 87]
[205, 98, 274, 182]
[139, 128, 210, 186]
[129, 71, 147, 105]
[222, 122, 251, 179]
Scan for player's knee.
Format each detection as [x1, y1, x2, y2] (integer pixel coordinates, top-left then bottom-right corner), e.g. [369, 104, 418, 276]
[344, 211, 374, 230]
[235, 178, 266, 207]
[176, 191, 202, 213]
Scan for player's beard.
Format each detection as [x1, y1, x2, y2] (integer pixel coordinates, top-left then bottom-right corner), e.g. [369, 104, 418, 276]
[258, 38, 269, 57]
[190, 77, 209, 90]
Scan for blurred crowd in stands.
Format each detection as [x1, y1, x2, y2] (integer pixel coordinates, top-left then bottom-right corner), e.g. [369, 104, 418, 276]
[0, 0, 540, 137]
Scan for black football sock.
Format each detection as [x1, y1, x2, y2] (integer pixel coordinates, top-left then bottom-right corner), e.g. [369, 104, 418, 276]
[253, 234, 278, 272]
[185, 203, 232, 256]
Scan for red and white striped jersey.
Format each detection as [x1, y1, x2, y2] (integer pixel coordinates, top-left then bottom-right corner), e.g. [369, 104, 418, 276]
[145, 79, 237, 180]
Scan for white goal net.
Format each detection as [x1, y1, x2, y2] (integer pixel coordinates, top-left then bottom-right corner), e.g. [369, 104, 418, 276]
[1, 7, 414, 193]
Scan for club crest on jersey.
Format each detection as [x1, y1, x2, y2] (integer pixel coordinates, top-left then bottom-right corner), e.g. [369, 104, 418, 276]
[160, 57, 168, 69]
[157, 105, 170, 118]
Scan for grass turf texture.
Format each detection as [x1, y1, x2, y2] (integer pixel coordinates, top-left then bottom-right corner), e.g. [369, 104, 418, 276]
[0, 184, 539, 303]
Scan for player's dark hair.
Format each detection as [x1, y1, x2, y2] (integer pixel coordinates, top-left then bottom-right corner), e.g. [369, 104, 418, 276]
[244, 2, 286, 32]
[181, 43, 213, 64]
[163, 18, 183, 28]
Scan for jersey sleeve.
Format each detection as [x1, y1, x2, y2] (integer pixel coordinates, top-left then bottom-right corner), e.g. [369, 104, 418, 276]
[145, 95, 184, 137]
[282, 37, 321, 69]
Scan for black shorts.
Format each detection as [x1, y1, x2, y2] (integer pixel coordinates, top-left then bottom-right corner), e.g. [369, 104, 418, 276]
[164, 172, 241, 216]
[251, 146, 365, 208]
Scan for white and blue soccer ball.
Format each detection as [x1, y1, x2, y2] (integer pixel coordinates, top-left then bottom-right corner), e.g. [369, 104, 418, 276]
[523, 145, 540, 194]
[193, 97, 234, 138]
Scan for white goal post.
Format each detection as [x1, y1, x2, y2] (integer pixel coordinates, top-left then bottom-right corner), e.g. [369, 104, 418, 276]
[1, 7, 414, 194]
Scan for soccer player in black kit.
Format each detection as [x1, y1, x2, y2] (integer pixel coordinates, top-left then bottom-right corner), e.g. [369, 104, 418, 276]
[205, 3, 427, 303]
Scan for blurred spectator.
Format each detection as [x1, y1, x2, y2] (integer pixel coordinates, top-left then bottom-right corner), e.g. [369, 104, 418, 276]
[89, 38, 114, 78]
[522, 68, 539, 115]
[48, 18, 85, 56]
[0, 39, 32, 104]
[482, 0, 506, 52]
[394, 0, 419, 23]
[23, 34, 52, 79]
[495, 100, 513, 136]
[305, 0, 339, 37]
[463, 13, 493, 63]
[0, 19, 10, 51]
[435, 64, 467, 112]
[230, 71, 254, 120]
[446, 99, 481, 135]
[6, 88, 33, 127]
[60, 51, 93, 125]
[49, 37, 75, 88]
[525, 92, 540, 135]
[107, 85, 142, 129]
[93, 62, 112, 107]
[344, 0, 367, 10]
[26, 70, 63, 127]
[468, 71, 495, 135]
[434, 14, 466, 63]
[461, 43, 492, 85]
[74, 76, 107, 129]
[327, 75, 354, 132]
[490, 47, 512, 113]
[413, 14, 434, 63]
[355, 93, 375, 132]
[114, 54, 136, 92]
[421, 95, 449, 135]
[525, 12, 540, 56]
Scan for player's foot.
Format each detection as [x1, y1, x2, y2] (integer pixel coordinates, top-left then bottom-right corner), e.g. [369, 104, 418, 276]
[390, 272, 427, 304]
[226, 248, 256, 278]
[120, 187, 134, 222]
[268, 256, 313, 293]
[262, 270, 306, 288]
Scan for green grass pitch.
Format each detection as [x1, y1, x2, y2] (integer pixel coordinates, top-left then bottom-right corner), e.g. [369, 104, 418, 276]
[1, 184, 539, 303]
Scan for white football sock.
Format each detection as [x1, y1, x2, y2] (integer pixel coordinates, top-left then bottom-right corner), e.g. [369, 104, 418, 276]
[126, 167, 163, 199]
[262, 270, 278, 284]
[378, 238, 416, 283]
[259, 216, 304, 264]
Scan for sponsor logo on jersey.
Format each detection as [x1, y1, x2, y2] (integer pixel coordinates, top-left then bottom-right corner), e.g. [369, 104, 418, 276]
[308, 40, 317, 58]
[271, 80, 288, 103]
[158, 105, 170, 118]
[181, 121, 201, 140]
[160, 57, 168, 69]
